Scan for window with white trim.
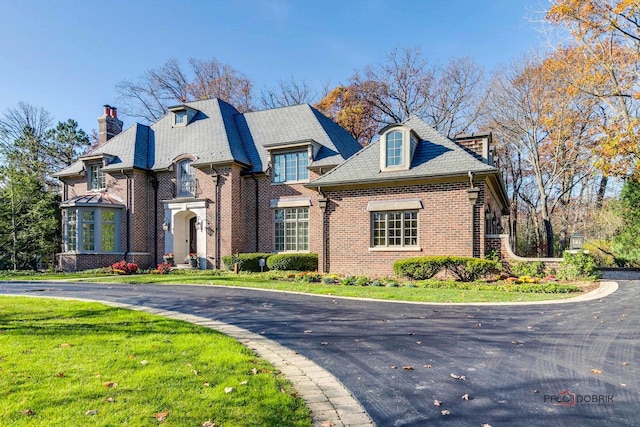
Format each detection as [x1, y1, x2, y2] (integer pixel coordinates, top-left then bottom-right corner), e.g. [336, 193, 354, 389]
[177, 159, 196, 197]
[174, 110, 187, 126]
[88, 164, 105, 190]
[64, 208, 120, 253]
[372, 211, 418, 247]
[385, 131, 404, 167]
[274, 207, 309, 251]
[273, 151, 309, 183]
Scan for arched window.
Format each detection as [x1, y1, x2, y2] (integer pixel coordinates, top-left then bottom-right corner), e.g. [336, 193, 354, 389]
[178, 159, 196, 197]
[385, 131, 403, 167]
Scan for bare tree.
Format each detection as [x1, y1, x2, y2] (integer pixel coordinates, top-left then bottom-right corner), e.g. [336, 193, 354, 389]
[317, 48, 487, 143]
[116, 57, 255, 123]
[0, 102, 52, 146]
[260, 77, 319, 109]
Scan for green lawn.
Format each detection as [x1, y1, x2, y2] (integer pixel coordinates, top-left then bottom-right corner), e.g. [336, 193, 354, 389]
[0, 296, 311, 426]
[0, 269, 589, 303]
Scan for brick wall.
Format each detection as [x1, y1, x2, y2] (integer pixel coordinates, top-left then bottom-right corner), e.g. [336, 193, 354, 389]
[322, 180, 485, 277]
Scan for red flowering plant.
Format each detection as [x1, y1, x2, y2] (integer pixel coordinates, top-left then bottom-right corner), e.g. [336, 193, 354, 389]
[111, 260, 139, 275]
[155, 262, 173, 274]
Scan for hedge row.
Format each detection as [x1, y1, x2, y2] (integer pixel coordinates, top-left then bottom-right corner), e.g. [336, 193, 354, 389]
[222, 253, 318, 272]
[221, 253, 273, 272]
[394, 256, 500, 282]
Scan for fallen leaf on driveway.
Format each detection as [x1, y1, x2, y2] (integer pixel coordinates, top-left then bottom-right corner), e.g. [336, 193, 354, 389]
[461, 393, 470, 400]
[390, 365, 397, 370]
[450, 373, 466, 380]
[433, 400, 442, 406]
[591, 369, 602, 374]
[304, 330, 312, 333]
[482, 424, 493, 427]
[441, 409, 450, 416]
[321, 342, 328, 345]
[402, 365, 414, 370]
[154, 411, 169, 421]
[622, 362, 629, 366]
[424, 364, 432, 369]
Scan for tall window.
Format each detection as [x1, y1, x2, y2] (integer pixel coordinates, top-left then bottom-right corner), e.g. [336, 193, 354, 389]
[64, 208, 120, 253]
[273, 151, 309, 183]
[178, 160, 196, 196]
[88, 164, 105, 190]
[274, 207, 309, 251]
[66, 210, 77, 251]
[102, 210, 116, 252]
[372, 211, 418, 247]
[82, 210, 95, 251]
[385, 131, 403, 167]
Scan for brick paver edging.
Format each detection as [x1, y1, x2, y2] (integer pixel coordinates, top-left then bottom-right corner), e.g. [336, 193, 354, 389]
[9, 295, 374, 427]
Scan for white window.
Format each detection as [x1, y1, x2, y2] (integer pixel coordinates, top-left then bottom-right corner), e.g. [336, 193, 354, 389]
[174, 110, 187, 126]
[178, 160, 196, 196]
[372, 211, 418, 247]
[64, 208, 120, 253]
[274, 207, 309, 251]
[88, 164, 105, 190]
[385, 131, 403, 167]
[273, 151, 309, 183]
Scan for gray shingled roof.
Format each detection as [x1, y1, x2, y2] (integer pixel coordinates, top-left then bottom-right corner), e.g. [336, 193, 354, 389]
[308, 116, 498, 187]
[151, 99, 251, 170]
[55, 99, 360, 177]
[236, 104, 361, 173]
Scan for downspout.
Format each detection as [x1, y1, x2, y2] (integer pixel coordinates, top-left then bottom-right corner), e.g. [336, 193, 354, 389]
[317, 187, 328, 273]
[210, 166, 220, 269]
[150, 173, 159, 265]
[251, 173, 259, 252]
[122, 170, 131, 260]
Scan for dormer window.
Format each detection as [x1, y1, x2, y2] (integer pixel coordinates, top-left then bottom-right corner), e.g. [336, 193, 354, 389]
[168, 104, 198, 127]
[385, 131, 403, 167]
[88, 163, 105, 190]
[379, 125, 418, 172]
[264, 140, 318, 184]
[273, 151, 309, 183]
[174, 111, 187, 126]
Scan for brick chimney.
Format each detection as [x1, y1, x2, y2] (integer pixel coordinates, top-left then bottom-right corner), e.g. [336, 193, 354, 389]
[454, 131, 494, 165]
[97, 105, 123, 145]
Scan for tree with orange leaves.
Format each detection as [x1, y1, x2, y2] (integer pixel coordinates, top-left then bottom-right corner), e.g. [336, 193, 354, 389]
[547, 0, 640, 178]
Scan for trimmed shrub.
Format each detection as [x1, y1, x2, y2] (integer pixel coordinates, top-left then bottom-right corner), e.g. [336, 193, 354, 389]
[222, 253, 273, 272]
[510, 261, 546, 278]
[266, 253, 318, 272]
[444, 257, 500, 282]
[393, 256, 448, 280]
[557, 251, 600, 280]
[394, 256, 499, 282]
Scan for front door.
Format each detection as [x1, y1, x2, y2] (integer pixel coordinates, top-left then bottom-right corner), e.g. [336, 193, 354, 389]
[189, 216, 197, 254]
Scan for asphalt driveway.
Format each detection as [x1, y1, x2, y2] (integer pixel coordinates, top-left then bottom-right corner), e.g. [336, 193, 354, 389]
[1, 271, 638, 426]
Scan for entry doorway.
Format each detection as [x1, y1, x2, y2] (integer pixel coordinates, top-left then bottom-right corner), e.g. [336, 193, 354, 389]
[189, 216, 197, 254]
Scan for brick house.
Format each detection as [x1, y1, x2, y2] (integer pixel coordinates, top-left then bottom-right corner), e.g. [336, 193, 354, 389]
[54, 99, 509, 276]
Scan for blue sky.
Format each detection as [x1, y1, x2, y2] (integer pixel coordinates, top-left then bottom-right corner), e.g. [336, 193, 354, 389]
[0, 0, 550, 135]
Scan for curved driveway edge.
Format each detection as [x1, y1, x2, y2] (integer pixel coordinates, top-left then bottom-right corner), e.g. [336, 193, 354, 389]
[206, 280, 618, 306]
[3, 294, 374, 427]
